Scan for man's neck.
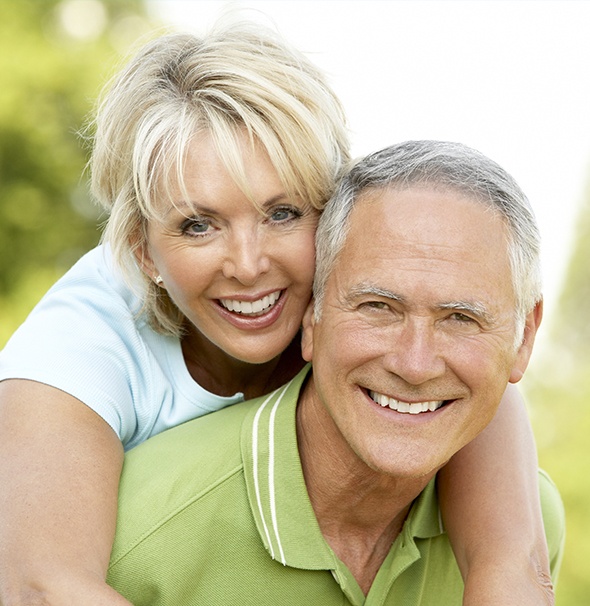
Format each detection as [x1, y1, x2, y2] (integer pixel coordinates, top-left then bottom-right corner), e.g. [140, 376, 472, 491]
[296, 377, 434, 595]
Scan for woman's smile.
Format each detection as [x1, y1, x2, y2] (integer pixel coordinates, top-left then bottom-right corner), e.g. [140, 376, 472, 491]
[218, 290, 282, 316]
[214, 290, 288, 330]
[143, 130, 318, 367]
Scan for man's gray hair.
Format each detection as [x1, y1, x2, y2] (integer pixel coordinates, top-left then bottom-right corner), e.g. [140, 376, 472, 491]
[313, 140, 542, 335]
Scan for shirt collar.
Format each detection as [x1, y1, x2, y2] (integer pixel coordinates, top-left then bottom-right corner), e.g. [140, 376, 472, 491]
[241, 364, 445, 573]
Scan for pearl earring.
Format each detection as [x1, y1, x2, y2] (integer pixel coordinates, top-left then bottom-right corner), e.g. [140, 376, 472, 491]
[155, 275, 163, 285]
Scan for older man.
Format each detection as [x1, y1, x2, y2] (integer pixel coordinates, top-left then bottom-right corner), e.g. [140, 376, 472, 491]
[107, 141, 564, 605]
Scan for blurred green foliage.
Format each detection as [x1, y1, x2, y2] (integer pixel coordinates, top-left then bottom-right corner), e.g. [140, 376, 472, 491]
[549, 190, 590, 356]
[524, 186, 590, 604]
[0, 0, 153, 344]
[0, 1, 589, 604]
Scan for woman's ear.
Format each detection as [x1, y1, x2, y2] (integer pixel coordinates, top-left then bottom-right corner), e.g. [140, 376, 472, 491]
[131, 232, 158, 283]
[301, 299, 316, 363]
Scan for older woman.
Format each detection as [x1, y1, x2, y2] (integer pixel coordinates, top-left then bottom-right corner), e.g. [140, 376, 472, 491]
[0, 19, 551, 605]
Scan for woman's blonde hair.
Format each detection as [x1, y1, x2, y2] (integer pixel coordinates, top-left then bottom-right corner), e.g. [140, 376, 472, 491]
[88, 19, 350, 335]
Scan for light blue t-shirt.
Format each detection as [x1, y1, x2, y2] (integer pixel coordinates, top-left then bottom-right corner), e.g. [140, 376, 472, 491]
[0, 245, 245, 450]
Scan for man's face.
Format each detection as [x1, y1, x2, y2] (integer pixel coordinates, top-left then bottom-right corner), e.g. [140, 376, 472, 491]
[301, 186, 541, 480]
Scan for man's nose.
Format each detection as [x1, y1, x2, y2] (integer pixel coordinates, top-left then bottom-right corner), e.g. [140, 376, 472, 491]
[382, 319, 446, 385]
[221, 229, 271, 285]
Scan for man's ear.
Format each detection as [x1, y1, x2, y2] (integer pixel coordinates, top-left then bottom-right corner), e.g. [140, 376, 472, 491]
[301, 299, 316, 363]
[509, 299, 543, 384]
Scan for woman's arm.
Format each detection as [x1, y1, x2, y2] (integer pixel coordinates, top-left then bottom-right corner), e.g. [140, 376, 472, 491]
[438, 383, 554, 606]
[0, 379, 132, 606]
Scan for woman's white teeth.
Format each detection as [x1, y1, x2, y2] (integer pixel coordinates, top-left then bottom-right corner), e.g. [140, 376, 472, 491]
[220, 291, 281, 316]
[369, 391, 443, 414]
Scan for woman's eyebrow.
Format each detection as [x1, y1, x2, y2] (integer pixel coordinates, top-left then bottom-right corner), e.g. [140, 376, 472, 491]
[259, 193, 295, 211]
[163, 193, 292, 218]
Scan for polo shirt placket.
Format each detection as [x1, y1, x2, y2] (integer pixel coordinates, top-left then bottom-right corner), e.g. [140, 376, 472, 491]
[108, 364, 564, 605]
[241, 366, 452, 605]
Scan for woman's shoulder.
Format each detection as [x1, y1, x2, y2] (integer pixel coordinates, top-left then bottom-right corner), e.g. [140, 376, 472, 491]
[52, 244, 142, 314]
[0, 244, 166, 445]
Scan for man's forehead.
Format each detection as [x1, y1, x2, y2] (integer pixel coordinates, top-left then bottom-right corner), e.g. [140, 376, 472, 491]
[345, 185, 506, 253]
[327, 185, 514, 309]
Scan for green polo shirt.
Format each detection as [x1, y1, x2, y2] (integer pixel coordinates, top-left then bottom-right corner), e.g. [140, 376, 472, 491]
[107, 365, 565, 605]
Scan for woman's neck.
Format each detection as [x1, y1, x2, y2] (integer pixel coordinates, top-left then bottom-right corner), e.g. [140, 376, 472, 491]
[180, 328, 306, 400]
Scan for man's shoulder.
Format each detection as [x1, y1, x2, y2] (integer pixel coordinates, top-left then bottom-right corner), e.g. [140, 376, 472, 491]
[111, 398, 262, 557]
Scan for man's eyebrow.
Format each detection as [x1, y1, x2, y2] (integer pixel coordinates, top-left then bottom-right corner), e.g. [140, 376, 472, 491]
[438, 301, 495, 324]
[348, 286, 495, 323]
[347, 284, 405, 302]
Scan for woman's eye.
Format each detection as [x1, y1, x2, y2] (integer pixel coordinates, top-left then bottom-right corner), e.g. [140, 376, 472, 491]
[181, 218, 212, 236]
[269, 206, 302, 223]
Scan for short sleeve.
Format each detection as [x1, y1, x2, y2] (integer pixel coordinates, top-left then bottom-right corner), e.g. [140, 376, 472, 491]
[0, 246, 152, 444]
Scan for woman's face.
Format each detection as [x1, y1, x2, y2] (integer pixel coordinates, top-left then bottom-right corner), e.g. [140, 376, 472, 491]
[143, 132, 319, 365]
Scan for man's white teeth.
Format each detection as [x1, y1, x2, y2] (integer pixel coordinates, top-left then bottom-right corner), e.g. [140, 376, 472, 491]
[220, 291, 281, 316]
[369, 391, 444, 414]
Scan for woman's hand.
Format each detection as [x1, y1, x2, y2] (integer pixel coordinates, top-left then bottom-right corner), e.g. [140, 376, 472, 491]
[0, 379, 129, 606]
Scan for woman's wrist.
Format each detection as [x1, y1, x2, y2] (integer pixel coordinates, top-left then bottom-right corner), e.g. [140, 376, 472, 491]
[462, 549, 554, 606]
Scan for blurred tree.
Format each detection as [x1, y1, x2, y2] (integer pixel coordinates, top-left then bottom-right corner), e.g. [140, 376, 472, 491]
[0, 0, 153, 344]
[548, 192, 590, 359]
[526, 183, 590, 605]
[2, 3, 587, 604]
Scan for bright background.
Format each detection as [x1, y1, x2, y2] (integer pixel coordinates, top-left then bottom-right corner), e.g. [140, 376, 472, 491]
[145, 3, 590, 599]
[147, 0, 590, 359]
[1, 1, 588, 602]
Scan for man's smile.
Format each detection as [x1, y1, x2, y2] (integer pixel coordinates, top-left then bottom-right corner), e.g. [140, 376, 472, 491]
[368, 390, 447, 414]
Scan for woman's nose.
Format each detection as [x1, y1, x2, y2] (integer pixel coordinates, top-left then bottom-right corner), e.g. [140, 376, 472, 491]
[221, 229, 271, 285]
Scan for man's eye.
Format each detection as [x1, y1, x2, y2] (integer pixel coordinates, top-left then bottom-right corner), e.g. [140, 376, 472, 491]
[450, 312, 475, 323]
[364, 301, 389, 310]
